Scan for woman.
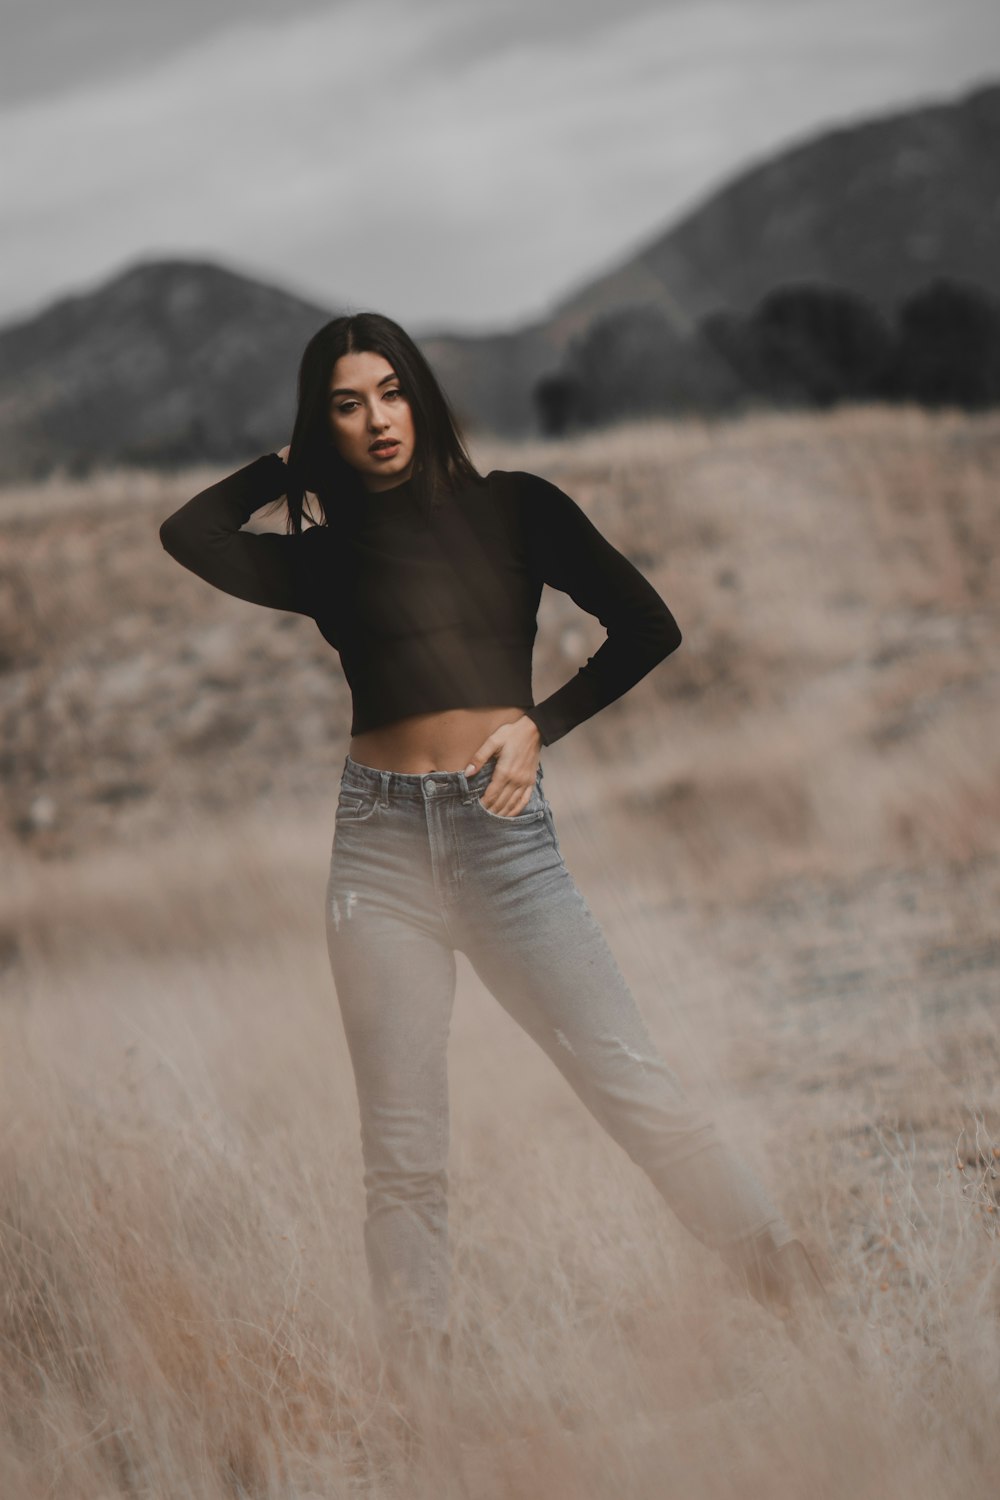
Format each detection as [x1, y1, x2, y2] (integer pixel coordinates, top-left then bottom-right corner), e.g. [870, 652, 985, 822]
[159, 312, 828, 1385]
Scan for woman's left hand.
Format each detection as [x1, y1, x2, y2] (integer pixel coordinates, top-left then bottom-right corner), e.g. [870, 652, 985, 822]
[464, 716, 543, 817]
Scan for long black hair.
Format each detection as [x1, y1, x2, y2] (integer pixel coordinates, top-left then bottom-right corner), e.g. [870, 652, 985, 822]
[276, 312, 482, 532]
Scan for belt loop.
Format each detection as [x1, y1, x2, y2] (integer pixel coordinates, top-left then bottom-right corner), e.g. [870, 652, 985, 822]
[378, 770, 390, 807]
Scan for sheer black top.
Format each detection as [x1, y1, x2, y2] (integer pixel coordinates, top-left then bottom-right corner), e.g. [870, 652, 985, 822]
[158, 454, 682, 746]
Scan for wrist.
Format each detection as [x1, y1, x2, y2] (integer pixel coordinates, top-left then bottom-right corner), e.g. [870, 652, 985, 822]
[520, 712, 545, 748]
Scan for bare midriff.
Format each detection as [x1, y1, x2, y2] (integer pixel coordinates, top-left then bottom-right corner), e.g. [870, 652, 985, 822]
[349, 706, 530, 773]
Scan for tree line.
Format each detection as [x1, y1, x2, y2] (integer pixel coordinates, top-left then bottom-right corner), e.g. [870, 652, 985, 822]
[534, 275, 1000, 434]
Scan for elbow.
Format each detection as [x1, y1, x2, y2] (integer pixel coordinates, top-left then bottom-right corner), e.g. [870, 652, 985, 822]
[158, 515, 187, 560]
[647, 610, 683, 664]
[617, 612, 681, 672]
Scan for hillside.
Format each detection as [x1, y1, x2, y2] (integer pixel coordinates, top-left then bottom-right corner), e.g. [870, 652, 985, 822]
[1, 404, 997, 890]
[547, 79, 1000, 340]
[424, 78, 1000, 427]
[0, 259, 332, 483]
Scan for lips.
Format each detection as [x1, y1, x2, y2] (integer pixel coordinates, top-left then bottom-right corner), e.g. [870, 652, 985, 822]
[369, 439, 398, 453]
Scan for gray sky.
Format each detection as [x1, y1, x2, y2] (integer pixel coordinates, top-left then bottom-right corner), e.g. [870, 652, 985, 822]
[2, 0, 998, 335]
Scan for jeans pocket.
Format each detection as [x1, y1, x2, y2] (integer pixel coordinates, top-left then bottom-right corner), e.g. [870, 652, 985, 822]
[335, 788, 381, 824]
[473, 780, 546, 823]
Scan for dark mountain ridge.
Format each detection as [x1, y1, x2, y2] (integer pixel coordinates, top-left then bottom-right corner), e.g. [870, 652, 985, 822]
[0, 260, 333, 480]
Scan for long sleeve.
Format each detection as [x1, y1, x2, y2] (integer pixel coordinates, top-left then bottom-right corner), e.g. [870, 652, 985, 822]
[158, 453, 318, 615]
[519, 472, 682, 746]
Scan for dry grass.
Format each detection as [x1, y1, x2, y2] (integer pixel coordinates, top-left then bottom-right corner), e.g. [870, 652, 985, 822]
[1, 404, 998, 1495]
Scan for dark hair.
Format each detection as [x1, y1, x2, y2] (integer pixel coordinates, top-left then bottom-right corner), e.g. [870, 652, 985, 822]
[276, 312, 482, 532]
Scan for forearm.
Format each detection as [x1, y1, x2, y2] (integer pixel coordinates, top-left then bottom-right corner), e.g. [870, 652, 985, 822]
[526, 605, 682, 746]
[158, 453, 305, 612]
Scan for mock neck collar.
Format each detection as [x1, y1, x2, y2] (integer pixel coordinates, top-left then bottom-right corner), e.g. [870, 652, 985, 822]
[364, 473, 416, 501]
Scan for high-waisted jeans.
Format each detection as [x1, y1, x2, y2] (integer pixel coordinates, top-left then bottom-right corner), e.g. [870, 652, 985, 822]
[325, 752, 795, 1351]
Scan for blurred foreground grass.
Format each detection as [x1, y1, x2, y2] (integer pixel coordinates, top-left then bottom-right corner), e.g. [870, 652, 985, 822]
[0, 406, 998, 1495]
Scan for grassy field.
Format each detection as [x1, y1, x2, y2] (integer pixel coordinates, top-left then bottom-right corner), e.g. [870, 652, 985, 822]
[1, 405, 998, 1496]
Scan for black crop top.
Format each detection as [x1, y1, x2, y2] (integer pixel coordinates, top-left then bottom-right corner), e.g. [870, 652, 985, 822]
[158, 454, 682, 746]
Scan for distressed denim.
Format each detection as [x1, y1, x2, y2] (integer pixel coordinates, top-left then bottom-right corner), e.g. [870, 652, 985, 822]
[325, 752, 795, 1350]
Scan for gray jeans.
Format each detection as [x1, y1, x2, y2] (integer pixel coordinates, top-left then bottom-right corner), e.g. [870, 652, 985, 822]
[325, 752, 795, 1351]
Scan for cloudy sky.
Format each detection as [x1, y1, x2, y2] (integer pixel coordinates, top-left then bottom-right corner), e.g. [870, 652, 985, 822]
[3, 0, 998, 335]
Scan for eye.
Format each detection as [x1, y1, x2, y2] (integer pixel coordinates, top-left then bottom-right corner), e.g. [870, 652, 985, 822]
[335, 400, 358, 413]
[385, 388, 403, 400]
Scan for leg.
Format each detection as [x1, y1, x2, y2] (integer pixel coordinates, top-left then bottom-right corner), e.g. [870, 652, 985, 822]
[325, 874, 456, 1355]
[456, 858, 796, 1270]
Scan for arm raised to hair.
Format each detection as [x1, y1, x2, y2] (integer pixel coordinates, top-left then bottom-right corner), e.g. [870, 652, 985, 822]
[518, 472, 682, 746]
[158, 452, 318, 615]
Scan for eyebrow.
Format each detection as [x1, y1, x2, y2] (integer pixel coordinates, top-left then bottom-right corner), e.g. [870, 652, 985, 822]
[329, 373, 399, 398]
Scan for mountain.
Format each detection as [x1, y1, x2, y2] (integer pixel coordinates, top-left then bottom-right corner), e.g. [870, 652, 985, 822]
[547, 78, 1000, 337]
[424, 77, 1000, 429]
[0, 260, 334, 482]
[0, 78, 997, 477]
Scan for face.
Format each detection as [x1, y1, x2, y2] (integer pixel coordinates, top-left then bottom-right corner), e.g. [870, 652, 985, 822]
[328, 349, 417, 492]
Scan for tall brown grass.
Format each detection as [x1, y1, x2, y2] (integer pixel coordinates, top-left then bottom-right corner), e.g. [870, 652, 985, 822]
[1, 405, 998, 1495]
